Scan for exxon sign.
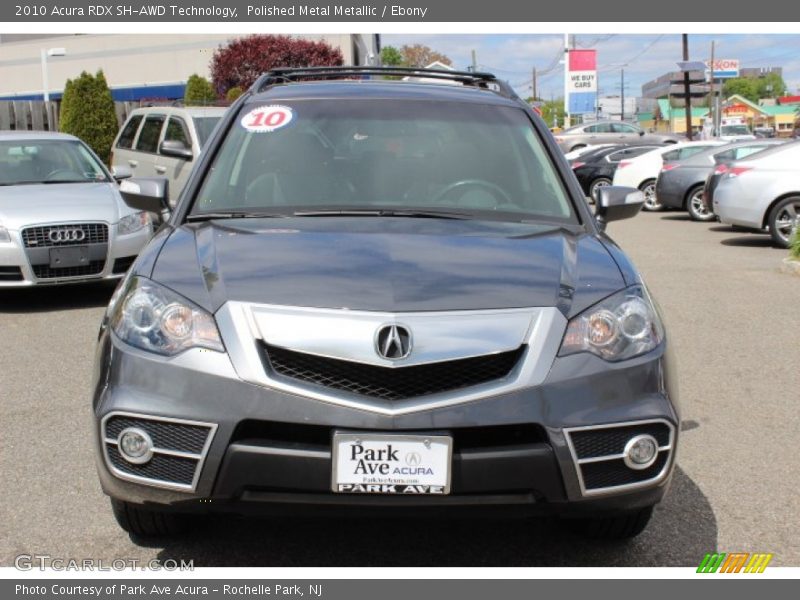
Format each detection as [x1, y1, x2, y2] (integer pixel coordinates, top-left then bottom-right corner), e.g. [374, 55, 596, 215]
[706, 59, 739, 79]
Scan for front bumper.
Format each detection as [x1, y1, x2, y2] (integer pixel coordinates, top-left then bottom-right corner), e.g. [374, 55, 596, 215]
[92, 327, 681, 517]
[0, 224, 150, 287]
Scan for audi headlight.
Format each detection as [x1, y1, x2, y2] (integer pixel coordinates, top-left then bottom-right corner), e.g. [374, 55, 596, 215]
[559, 285, 664, 361]
[110, 276, 224, 356]
[117, 212, 151, 235]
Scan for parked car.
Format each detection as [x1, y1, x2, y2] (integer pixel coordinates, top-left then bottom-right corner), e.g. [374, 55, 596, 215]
[111, 106, 227, 207]
[655, 140, 784, 221]
[712, 141, 800, 247]
[718, 123, 756, 142]
[554, 120, 680, 153]
[571, 144, 664, 198]
[563, 143, 615, 161]
[612, 141, 727, 211]
[0, 132, 152, 287]
[94, 67, 678, 541]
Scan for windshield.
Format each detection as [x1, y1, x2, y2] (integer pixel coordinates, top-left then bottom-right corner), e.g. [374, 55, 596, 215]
[192, 100, 576, 223]
[193, 116, 222, 147]
[0, 139, 109, 186]
[721, 125, 751, 135]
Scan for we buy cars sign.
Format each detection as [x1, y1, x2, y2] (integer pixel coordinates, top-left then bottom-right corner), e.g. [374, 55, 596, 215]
[568, 50, 597, 115]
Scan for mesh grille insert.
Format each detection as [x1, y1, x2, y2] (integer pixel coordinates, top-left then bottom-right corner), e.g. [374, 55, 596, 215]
[570, 423, 671, 459]
[581, 453, 669, 490]
[106, 443, 197, 486]
[32, 260, 105, 279]
[105, 416, 211, 455]
[263, 344, 524, 401]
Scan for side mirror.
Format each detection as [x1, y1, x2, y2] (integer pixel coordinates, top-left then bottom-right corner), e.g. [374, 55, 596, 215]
[119, 177, 170, 214]
[638, 130, 645, 136]
[594, 186, 644, 230]
[110, 165, 133, 181]
[160, 140, 193, 160]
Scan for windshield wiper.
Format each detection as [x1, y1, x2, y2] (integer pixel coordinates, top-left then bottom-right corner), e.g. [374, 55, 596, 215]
[41, 179, 97, 184]
[186, 211, 288, 222]
[291, 209, 473, 220]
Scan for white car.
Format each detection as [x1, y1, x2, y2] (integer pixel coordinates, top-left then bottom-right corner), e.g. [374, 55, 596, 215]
[713, 141, 800, 248]
[612, 141, 726, 211]
[0, 132, 152, 287]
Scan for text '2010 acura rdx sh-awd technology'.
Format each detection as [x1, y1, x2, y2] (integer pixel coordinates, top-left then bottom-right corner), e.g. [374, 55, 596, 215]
[92, 67, 679, 541]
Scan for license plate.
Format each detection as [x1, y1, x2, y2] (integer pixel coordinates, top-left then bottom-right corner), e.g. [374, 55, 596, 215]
[332, 432, 452, 495]
[49, 246, 89, 268]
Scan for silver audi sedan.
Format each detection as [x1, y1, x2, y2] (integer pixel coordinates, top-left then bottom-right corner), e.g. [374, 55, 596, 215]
[0, 132, 153, 287]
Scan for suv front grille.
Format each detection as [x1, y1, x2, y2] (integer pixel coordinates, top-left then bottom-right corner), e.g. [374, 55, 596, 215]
[22, 223, 108, 248]
[262, 344, 525, 401]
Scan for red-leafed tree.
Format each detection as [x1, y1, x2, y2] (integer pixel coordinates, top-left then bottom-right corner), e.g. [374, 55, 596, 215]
[211, 35, 344, 97]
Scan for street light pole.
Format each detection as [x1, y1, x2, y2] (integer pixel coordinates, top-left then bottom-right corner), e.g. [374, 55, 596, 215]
[682, 34, 693, 141]
[40, 47, 66, 103]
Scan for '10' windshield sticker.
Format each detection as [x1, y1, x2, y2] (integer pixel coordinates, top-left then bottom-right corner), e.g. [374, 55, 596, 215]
[240, 105, 294, 132]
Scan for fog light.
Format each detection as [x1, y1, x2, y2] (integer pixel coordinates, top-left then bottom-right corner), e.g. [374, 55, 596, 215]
[118, 427, 154, 464]
[623, 434, 658, 470]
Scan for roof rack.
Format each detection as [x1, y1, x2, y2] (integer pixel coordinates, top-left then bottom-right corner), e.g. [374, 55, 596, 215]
[250, 66, 520, 100]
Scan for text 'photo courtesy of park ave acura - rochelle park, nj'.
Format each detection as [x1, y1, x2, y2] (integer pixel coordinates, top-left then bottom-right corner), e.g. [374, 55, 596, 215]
[0, 19, 798, 582]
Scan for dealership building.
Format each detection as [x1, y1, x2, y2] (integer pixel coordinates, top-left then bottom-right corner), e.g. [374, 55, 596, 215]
[0, 33, 380, 101]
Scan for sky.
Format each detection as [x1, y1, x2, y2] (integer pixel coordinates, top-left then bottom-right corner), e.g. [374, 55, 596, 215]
[382, 34, 800, 101]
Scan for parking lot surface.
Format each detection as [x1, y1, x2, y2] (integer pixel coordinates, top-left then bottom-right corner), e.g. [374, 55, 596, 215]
[1, 211, 798, 567]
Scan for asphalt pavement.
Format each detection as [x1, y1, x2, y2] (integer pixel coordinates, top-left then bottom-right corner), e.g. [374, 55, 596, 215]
[1, 210, 798, 567]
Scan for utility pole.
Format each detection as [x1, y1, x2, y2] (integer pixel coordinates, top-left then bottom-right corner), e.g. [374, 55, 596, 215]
[708, 40, 716, 137]
[532, 66, 537, 100]
[471, 49, 477, 73]
[682, 34, 693, 141]
[621, 69, 625, 121]
[563, 33, 570, 129]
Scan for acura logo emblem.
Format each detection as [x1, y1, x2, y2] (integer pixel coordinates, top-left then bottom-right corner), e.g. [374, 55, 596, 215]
[375, 324, 412, 360]
[48, 228, 85, 243]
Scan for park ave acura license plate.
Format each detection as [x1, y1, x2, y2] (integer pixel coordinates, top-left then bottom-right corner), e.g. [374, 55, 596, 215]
[332, 432, 452, 494]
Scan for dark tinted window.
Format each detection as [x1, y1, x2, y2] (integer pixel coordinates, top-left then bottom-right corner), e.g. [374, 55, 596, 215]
[193, 116, 221, 147]
[116, 115, 142, 149]
[164, 117, 190, 148]
[135, 115, 165, 153]
[611, 122, 638, 134]
[194, 100, 575, 222]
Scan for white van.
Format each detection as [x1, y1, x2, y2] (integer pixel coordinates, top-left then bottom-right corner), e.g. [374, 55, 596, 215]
[111, 106, 227, 207]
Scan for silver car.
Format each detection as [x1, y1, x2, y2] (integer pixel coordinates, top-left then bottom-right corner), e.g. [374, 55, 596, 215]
[713, 141, 800, 248]
[555, 121, 680, 153]
[0, 132, 152, 287]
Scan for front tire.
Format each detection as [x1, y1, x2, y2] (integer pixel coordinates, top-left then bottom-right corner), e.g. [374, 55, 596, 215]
[639, 179, 663, 211]
[686, 185, 714, 222]
[589, 177, 612, 201]
[767, 196, 800, 248]
[111, 499, 189, 537]
[563, 506, 654, 540]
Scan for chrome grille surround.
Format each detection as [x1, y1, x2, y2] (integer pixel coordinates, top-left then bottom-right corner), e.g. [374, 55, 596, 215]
[101, 412, 217, 492]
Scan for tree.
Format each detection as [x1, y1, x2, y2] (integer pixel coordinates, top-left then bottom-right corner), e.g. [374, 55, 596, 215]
[211, 35, 344, 98]
[399, 44, 452, 68]
[59, 70, 118, 165]
[526, 97, 565, 129]
[755, 72, 787, 99]
[722, 78, 759, 102]
[184, 74, 217, 105]
[225, 86, 243, 102]
[380, 46, 403, 67]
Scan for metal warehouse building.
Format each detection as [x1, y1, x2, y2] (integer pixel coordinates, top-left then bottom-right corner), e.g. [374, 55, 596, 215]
[0, 33, 380, 101]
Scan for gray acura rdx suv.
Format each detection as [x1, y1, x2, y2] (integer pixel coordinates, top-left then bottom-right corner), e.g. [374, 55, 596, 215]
[92, 67, 679, 540]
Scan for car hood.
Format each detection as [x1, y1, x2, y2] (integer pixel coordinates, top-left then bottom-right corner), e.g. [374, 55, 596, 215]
[0, 182, 124, 229]
[149, 217, 628, 316]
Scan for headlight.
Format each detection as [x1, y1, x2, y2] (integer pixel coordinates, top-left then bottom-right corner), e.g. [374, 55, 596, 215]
[110, 276, 224, 356]
[117, 212, 151, 235]
[0, 224, 10, 242]
[559, 285, 664, 361]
